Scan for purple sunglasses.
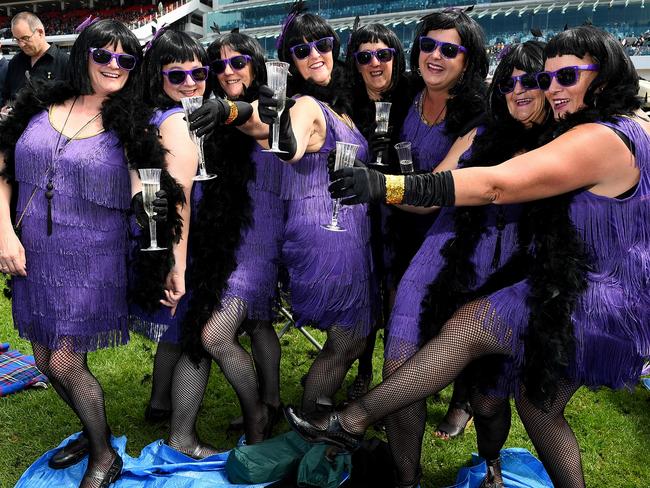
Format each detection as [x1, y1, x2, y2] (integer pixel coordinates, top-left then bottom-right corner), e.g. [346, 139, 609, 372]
[162, 66, 210, 85]
[211, 54, 252, 74]
[419, 36, 467, 59]
[536, 64, 600, 91]
[88, 47, 137, 71]
[289, 37, 334, 60]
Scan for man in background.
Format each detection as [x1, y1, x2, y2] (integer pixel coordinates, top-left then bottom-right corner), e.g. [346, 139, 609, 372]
[2, 12, 68, 107]
[0, 42, 8, 107]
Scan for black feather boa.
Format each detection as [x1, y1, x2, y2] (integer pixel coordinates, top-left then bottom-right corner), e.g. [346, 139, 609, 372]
[418, 118, 550, 343]
[181, 125, 255, 363]
[0, 79, 184, 311]
[287, 60, 354, 116]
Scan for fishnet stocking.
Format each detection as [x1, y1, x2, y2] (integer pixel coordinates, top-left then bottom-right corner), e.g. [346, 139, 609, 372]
[301, 325, 367, 414]
[201, 296, 267, 443]
[243, 319, 281, 408]
[470, 390, 511, 462]
[515, 380, 585, 488]
[149, 342, 182, 411]
[382, 353, 426, 486]
[31, 340, 116, 488]
[167, 354, 216, 458]
[339, 299, 510, 433]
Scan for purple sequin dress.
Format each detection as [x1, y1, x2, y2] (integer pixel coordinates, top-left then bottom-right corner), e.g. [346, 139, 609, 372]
[129, 107, 199, 344]
[223, 146, 283, 320]
[385, 132, 523, 362]
[12, 109, 131, 352]
[482, 117, 650, 389]
[386, 91, 456, 287]
[280, 98, 376, 335]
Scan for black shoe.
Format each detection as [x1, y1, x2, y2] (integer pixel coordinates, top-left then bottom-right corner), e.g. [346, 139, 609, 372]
[284, 405, 362, 451]
[48, 434, 90, 469]
[479, 458, 504, 488]
[144, 405, 172, 423]
[81, 454, 123, 488]
[434, 401, 473, 440]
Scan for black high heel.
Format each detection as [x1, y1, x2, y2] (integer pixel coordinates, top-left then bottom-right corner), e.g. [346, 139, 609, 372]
[48, 432, 90, 469]
[81, 454, 123, 488]
[479, 458, 504, 488]
[284, 405, 363, 451]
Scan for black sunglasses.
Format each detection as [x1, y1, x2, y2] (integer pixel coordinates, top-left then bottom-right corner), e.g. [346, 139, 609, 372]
[162, 66, 210, 85]
[536, 64, 600, 91]
[354, 48, 396, 65]
[211, 55, 252, 74]
[497, 73, 540, 94]
[89, 47, 137, 71]
[418, 36, 467, 59]
[289, 37, 334, 60]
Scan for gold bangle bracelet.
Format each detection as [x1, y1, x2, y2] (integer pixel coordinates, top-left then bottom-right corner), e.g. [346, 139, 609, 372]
[225, 100, 238, 125]
[385, 174, 405, 205]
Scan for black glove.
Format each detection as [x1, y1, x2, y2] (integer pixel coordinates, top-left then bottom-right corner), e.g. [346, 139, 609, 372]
[328, 167, 386, 205]
[132, 190, 168, 229]
[188, 98, 229, 138]
[258, 85, 297, 160]
[326, 149, 367, 176]
[368, 130, 392, 165]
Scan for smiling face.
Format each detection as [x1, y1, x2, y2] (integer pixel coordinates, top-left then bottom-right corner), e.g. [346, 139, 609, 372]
[356, 41, 394, 98]
[505, 68, 547, 127]
[88, 41, 130, 97]
[162, 55, 206, 102]
[544, 54, 599, 120]
[293, 38, 334, 86]
[216, 45, 253, 99]
[418, 28, 466, 94]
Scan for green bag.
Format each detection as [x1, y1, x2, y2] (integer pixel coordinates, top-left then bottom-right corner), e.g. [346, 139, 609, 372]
[297, 444, 352, 488]
[226, 431, 312, 484]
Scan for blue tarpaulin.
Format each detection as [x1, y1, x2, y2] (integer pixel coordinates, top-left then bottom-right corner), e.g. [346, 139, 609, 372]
[449, 448, 553, 488]
[16, 433, 272, 488]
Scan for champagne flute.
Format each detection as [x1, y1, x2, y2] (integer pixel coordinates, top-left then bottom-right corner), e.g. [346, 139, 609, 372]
[181, 96, 217, 181]
[262, 61, 290, 154]
[321, 141, 360, 232]
[372, 101, 392, 166]
[139, 168, 167, 251]
[395, 141, 414, 174]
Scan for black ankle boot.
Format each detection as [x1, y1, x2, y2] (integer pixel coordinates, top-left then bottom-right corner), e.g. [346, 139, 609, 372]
[479, 458, 504, 488]
[284, 405, 363, 451]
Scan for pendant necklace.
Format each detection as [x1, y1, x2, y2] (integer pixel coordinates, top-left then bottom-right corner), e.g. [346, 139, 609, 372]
[47, 97, 102, 235]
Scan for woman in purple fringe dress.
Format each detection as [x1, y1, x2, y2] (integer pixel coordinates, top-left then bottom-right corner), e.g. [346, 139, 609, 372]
[176, 31, 284, 447]
[128, 29, 219, 458]
[383, 11, 491, 452]
[0, 20, 179, 487]
[244, 7, 377, 415]
[287, 26, 649, 488]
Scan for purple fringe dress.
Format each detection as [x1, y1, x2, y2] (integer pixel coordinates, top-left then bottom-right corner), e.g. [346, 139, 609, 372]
[385, 136, 523, 362]
[129, 107, 199, 344]
[12, 109, 131, 352]
[386, 91, 456, 287]
[223, 145, 283, 320]
[482, 117, 650, 389]
[280, 98, 376, 336]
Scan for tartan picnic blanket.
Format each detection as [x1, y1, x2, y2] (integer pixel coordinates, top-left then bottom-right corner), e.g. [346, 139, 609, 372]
[0, 342, 48, 397]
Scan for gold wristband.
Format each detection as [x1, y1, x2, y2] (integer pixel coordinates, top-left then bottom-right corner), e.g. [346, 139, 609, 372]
[385, 174, 405, 205]
[224, 100, 238, 125]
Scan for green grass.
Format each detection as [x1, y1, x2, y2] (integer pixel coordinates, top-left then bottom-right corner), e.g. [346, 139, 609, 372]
[1, 285, 650, 487]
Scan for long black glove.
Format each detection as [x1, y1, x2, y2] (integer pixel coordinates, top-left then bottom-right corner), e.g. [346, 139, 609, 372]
[326, 149, 367, 176]
[131, 190, 168, 229]
[188, 98, 254, 137]
[328, 167, 386, 205]
[258, 85, 297, 160]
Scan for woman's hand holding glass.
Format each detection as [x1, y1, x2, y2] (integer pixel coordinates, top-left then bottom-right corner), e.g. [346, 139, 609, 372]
[181, 96, 217, 181]
[261, 61, 290, 153]
[322, 142, 361, 232]
[372, 101, 392, 166]
[138, 168, 167, 251]
[258, 84, 297, 159]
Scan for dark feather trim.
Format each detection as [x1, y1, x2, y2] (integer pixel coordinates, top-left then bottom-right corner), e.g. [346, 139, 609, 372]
[181, 127, 255, 362]
[0, 78, 183, 311]
[287, 60, 354, 116]
[416, 119, 552, 390]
